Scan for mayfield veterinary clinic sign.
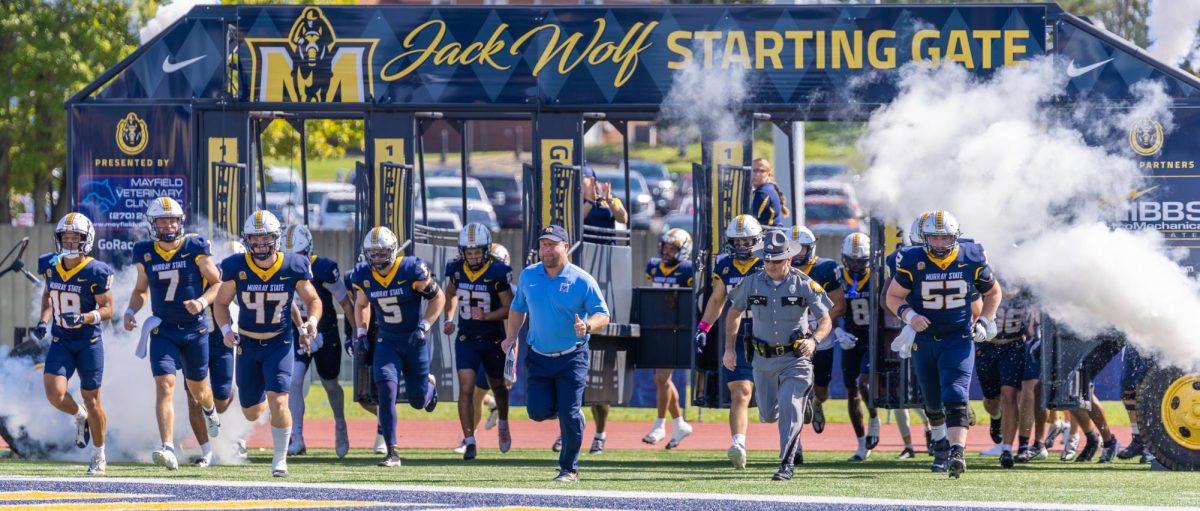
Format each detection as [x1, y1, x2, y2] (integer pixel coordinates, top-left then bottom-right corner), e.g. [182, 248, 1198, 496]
[238, 5, 1044, 106]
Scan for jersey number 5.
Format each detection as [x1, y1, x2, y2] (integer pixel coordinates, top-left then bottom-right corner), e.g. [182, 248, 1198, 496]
[920, 280, 967, 310]
[377, 296, 404, 324]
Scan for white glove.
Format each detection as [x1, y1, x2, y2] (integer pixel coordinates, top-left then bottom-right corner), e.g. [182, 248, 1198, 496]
[307, 333, 325, 354]
[834, 327, 858, 350]
[973, 317, 998, 344]
[891, 325, 917, 359]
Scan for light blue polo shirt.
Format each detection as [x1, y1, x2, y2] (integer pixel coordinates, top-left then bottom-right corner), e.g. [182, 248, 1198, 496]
[511, 262, 609, 354]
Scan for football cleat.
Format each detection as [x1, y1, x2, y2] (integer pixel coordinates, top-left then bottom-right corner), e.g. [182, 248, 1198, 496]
[334, 420, 350, 459]
[1061, 434, 1080, 462]
[423, 374, 438, 412]
[979, 444, 1005, 456]
[152, 446, 179, 471]
[948, 447, 967, 478]
[498, 424, 512, 454]
[590, 437, 605, 454]
[287, 437, 307, 456]
[483, 395, 499, 430]
[811, 401, 826, 434]
[931, 439, 950, 473]
[236, 439, 248, 459]
[1097, 437, 1120, 464]
[925, 430, 934, 456]
[203, 408, 221, 439]
[643, 425, 666, 445]
[1000, 450, 1015, 469]
[989, 417, 1002, 445]
[86, 453, 106, 476]
[191, 455, 211, 468]
[75, 415, 90, 449]
[727, 443, 747, 469]
[553, 470, 579, 483]
[1014, 446, 1032, 463]
[463, 443, 477, 461]
[272, 459, 289, 478]
[1075, 435, 1099, 462]
[666, 421, 693, 450]
[866, 417, 881, 450]
[378, 452, 401, 467]
[551, 436, 562, 453]
[453, 438, 468, 455]
[771, 462, 794, 481]
[1044, 420, 1067, 447]
[897, 447, 916, 459]
[1117, 435, 1144, 460]
[1033, 442, 1049, 461]
[1140, 449, 1156, 464]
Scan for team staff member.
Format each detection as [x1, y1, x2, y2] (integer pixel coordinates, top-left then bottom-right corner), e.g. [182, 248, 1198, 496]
[750, 158, 789, 227]
[724, 230, 831, 481]
[503, 225, 609, 483]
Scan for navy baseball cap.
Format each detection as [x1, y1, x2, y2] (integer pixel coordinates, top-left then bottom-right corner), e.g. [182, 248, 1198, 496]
[582, 165, 596, 178]
[539, 224, 569, 244]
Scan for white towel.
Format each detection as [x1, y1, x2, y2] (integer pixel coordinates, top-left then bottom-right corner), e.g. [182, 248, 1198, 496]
[891, 325, 917, 359]
[136, 316, 162, 359]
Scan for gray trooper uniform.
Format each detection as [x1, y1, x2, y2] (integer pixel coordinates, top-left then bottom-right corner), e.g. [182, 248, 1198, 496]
[728, 266, 830, 461]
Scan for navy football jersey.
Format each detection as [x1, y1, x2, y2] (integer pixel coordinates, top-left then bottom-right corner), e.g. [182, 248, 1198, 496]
[994, 290, 1034, 341]
[444, 258, 512, 339]
[39, 254, 114, 341]
[646, 258, 694, 288]
[219, 252, 312, 336]
[794, 256, 841, 293]
[302, 255, 341, 333]
[134, 234, 212, 324]
[894, 243, 992, 337]
[885, 250, 899, 280]
[838, 267, 873, 340]
[712, 255, 762, 292]
[352, 256, 431, 336]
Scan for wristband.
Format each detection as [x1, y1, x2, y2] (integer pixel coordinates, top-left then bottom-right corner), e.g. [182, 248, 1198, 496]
[896, 304, 910, 319]
[124, 308, 136, 318]
[221, 324, 234, 336]
[904, 309, 918, 324]
[88, 311, 102, 324]
[197, 297, 209, 310]
[356, 327, 368, 337]
[697, 321, 712, 333]
[418, 319, 431, 333]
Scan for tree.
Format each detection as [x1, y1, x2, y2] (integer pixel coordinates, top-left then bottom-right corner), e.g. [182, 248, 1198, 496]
[0, 0, 138, 223]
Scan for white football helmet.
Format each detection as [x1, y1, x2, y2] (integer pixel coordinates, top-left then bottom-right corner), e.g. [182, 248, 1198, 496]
[55, 212, 95, 258]
[841, 232, 870, 275]
[242, 210, 283, 260]
[145, 196, 185, 242]
[660, 228, 692, 263]
[489, 243, 510, 266]
[363, 226, 400, 271]
[283, 225, 313, 255]
[458, 223, 492, 271]
[920, 210, 961, 258]
[908, 211, 932, 246]
[725, 214, 763, 259]
[790, 225, 818, 266]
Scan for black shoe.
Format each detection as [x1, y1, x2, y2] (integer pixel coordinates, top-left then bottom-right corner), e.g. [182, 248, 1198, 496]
[1098, 438, 1120, 464]
[424, 393, 438, 413]
[378, 452, 401, 467]
[931, 439, 950, 473]
[1000, 450, 1014, 469]
[897, 447, 915, 459]
[1140, 448, 1156, 464]
[792, 446, 804, 465]
[1117, 435, 1143, 460]
[590, 437, 605, 454]
[812, 401, 826, 434]
[1076, 435, 1100, 462]
[948, 446, 967, 478]
[925, 430, 934, 456]
[772, 462, 794, 481]
[1014, 446, 1032, 463]
[989, 418, 1003, 445]
[553, 469, 579, 482]
[463, 443, 477, 461]
[552, 436, 562, 453]
[803, 399, 813, 425]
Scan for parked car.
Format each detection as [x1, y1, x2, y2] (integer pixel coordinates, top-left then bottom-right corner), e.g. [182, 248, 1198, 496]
[593, 170, 653, 230]
[804, 179, 857, 201]
[473, 171, 523, 229]
[423, 176, 499, 231]
[264, 166, 303, 206]
[623, 160, 675, 214]
[315, 191, 357, 230]
[804, 194, 864, 237]
[419, 208, 464, 231]
[306, 181, 354, 221]
[805, 162, 851, 182]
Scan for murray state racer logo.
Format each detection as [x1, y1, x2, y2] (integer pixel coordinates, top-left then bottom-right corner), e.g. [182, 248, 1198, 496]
[1129, 118, 1164, 157]
[116, 113, 148, 155]
[246, 7, 378, 103]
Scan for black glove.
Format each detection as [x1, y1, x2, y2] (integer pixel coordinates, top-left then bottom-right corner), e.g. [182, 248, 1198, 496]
[343, 318, 353, 343]
[415, 326, 428, 347]
[60, 313, 83, 328]
[352, 334, 369, 356]
[694, 330, 707, 355]
[30, 321, 48, 341]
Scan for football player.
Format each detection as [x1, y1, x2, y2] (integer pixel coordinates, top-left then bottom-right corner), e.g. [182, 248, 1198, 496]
[642, 228, 695, 449]
[351, 226, 445, 468]
[36, 213, 114, 475]
[886, 210, 1002, 478]
[442, 223, 513, 460]
[789, 226, 843, 437]
[695, 214, 764, 469]
[835, 233, 877, 462]
[281, 225, 355, 458]
[976, 286, 1034, 468]
[214, 210, 322, 477]
[124, 197, 222, 470]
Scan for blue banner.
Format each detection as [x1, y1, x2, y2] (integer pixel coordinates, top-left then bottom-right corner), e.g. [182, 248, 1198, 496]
[78, 175, 187, 231]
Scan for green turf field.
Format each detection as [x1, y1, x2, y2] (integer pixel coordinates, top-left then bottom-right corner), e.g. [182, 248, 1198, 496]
[0, 449, 1182, 507]
[301, 385, 1134, 426]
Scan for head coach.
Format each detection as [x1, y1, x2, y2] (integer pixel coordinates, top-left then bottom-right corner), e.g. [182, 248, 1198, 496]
[502, 224, 609, 483]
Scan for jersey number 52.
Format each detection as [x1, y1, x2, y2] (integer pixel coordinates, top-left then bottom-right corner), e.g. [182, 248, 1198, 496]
[920, 280, 967, 310]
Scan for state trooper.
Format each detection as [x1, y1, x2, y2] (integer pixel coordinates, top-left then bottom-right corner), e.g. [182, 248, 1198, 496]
[723, 229, 832, 481]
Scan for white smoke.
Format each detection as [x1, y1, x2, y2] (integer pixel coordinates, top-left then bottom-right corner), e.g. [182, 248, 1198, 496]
[858, 58, 1200, 370]
[660, 49, 750, 144]
[1146, 0, 1200, 66]
[139, 0, 219, 44]
[0, 240, 256, 463]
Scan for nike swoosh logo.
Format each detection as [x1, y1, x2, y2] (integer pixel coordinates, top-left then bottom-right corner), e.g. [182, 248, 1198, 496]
[162, 55, 206, 73]
[1128, 185, 1160, 201]
[280, 277, 291, 280]
[1066, 58, 1113, 78]
[957, 263, 967, 268]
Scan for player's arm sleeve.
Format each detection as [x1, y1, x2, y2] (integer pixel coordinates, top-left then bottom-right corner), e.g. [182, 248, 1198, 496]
[974, 265, 996, 293]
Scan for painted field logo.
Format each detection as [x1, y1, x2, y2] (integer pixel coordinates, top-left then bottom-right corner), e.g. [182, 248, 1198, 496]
[246, 7, 378, 103]
[1129, 117, 1164, 156]
[116, 112, 148, 155]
